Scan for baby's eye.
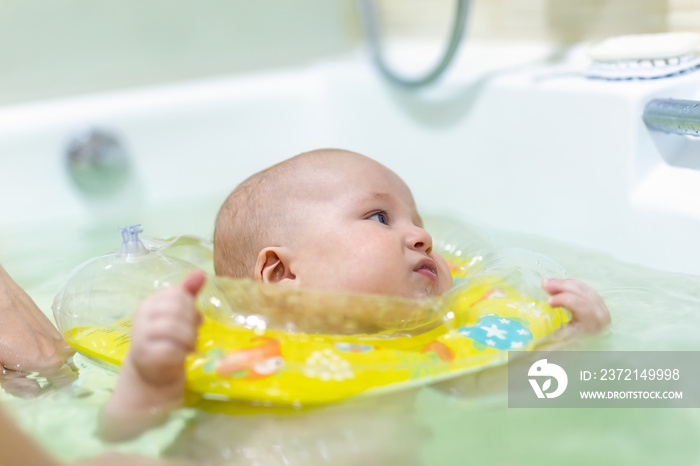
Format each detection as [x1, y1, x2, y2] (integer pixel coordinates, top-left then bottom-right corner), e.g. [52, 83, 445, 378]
[368, 212, 389, 225]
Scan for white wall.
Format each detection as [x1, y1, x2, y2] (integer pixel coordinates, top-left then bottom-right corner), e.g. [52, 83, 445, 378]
[3, 1, 700, 106]
[0, 0, 359, 105]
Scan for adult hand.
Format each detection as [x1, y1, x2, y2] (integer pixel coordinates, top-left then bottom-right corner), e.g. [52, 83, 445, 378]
[0, 264, 75, 374]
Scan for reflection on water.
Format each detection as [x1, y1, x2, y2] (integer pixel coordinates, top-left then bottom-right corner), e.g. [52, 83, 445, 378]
[2, 210, 700, 464]
[170, 391, 428, 465]
[0, 364, 77, 399]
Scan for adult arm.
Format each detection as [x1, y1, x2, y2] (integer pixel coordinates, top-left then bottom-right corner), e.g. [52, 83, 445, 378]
[0, 400, 191, 465]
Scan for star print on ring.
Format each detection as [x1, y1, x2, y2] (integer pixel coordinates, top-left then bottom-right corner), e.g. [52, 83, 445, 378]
[457, 314, 533, 350]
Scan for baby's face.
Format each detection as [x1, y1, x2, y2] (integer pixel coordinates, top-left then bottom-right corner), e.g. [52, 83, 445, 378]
[284, 155, 453, 299]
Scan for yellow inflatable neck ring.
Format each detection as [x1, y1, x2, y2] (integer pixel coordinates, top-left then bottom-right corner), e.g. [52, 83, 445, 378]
[54, 219, 571, 406]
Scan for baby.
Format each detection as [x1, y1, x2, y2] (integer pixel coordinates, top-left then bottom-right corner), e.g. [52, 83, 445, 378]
[100, 149, 610, 440]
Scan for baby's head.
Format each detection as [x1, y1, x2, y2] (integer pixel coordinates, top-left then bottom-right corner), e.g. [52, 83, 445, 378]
[213, 149, 452, 299]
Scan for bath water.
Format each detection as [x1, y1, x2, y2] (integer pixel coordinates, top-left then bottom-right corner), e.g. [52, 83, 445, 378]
[1, 197, 699, 465]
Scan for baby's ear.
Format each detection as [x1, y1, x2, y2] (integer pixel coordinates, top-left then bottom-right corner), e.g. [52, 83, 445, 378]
[255, 248, 296, 285]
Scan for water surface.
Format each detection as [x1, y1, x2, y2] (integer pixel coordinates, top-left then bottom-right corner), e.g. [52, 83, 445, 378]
[2, 201, 699, 465]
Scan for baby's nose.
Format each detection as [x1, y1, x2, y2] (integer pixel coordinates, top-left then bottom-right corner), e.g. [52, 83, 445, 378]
[408, 226, 433, 254]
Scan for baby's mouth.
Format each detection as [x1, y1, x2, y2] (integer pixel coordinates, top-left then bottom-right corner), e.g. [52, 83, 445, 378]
[414, 259, 438, 281]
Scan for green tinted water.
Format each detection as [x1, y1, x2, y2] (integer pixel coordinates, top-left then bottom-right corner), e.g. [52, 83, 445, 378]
[1, 199, 699, 465]
[419, 230, 700, 465]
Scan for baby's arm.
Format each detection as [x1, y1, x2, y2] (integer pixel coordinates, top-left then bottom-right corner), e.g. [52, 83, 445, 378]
[542, 278, 610, 333]
[98, 270, 206, 441]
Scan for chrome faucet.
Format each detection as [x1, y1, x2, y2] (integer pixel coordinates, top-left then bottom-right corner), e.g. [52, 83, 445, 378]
[643, 99, 700, 137]
[65, 126, 131, 196]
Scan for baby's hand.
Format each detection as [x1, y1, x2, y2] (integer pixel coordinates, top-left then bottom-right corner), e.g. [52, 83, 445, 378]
[98, 270, 205, 441]
[100, 270, 207, 441]
[129, 270, 206, 386]
[542, 278, 610, 334]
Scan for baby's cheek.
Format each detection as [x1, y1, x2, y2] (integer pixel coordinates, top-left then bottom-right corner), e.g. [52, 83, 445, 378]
[434, 253, 453, 295]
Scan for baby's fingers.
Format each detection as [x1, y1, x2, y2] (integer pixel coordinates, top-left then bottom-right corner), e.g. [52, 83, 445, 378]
[543, 278, 602, 307]
[143, 316, 199, 352]
[542, 278, 610, 333]
[548, 291, 610, 333]
[137, 289, 201, 326]
[542, 278, 593, 297]
[181, 270, 206, 297]
[547, 290, 588, 314]
[133, 291, 202, 350]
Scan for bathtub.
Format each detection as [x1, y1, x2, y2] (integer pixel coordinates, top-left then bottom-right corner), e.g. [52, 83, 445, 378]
[3, 40, 700, 275]
[2, 40, 700, 464]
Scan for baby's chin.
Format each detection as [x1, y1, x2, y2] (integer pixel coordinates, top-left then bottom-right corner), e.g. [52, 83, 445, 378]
[400, 284, 448, 301]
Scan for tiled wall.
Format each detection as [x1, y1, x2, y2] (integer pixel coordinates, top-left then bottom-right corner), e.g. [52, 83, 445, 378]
[378, 0, 699, 41]
[1, 0, 698, 105]
[669, 0, 700, 31]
